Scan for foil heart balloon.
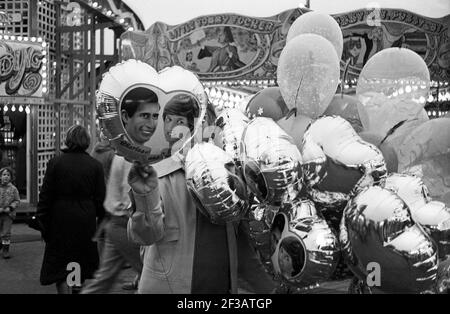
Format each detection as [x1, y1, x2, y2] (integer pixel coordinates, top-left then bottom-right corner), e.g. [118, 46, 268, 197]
[96, 59, 207, 164]
[340, 185, 438, 293]
[241, 117, 303, 206]
[301, 115, 387, 209]
[384, 173, 450, 260]
[185, 142, 248, 225]
[270, 200, 339, 288]
[214, 108, 249, 164]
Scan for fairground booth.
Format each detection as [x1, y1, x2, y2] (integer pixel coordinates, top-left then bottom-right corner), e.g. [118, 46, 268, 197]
[0, 0, 144, 212]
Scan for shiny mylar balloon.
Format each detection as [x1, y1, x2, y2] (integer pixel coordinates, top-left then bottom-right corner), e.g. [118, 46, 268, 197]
[277, 113, 312, 150]
[359, 131, 398, 173]
[301, 115, 387, 209]
[277, 34, 340, 119]
[185, 142, 248, 225]
[396, 118, 450, 204]
[324, 94, 363, 133]
[214, 108, 249, 164]
[286, 11, 343, 59]
[96, 60, 207, 164]
[246, 87, 289, 120]
[340, 185, 438, 293]
[270, 200, 339, 287]
[241, 117, 303, 206]
[356, 48, 430, 136]
[384, 173, 450, 260]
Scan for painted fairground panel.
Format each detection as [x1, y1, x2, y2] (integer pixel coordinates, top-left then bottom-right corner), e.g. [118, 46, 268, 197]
[336, 9, 449, 81]
[120, 9, 309, 81]
[0, 39, 49, 104]
[120, 8, 449, 82]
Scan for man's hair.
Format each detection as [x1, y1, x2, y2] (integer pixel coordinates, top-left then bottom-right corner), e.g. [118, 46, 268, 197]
[64, 124, 90, 152]
[163, 94, 200, 131]
[280, 236, 305, 277]
[122, 87, 159, 118]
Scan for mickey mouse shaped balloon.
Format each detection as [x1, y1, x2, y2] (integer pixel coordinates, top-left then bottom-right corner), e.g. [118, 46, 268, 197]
[270, 199, 339, 288]
[96, 59, 207, 165]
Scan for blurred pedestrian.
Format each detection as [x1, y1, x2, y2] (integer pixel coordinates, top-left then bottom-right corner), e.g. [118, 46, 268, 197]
[37, 125, 106, 294]
[80, 88, 156, 294]
[90, 138, 115, 256]
[0, 167, 20, 259]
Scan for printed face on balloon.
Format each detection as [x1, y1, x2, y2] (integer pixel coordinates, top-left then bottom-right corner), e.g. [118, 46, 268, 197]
[112, 84, 204, 163]
[270, 213, 306, 280]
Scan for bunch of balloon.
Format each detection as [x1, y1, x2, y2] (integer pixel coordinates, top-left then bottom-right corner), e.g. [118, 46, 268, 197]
[239, 117, 305, 280]
[340, 173, 450, 293]
[275, 11, 344, 161]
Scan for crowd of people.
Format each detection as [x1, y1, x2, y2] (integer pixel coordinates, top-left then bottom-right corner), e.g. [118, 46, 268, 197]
[20, 85, 277, 294]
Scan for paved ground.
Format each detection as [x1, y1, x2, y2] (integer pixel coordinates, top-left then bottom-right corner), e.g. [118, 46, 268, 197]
[0, 223, 136, 294]
[1, 223, 350, 294]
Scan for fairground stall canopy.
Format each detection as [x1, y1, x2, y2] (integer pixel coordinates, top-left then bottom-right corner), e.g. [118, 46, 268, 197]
[120, 7, 450, 117]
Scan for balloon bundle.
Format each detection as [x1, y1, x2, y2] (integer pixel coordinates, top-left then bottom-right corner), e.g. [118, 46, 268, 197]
[97, 13, 449, 294]
[185, 12, 450, 293]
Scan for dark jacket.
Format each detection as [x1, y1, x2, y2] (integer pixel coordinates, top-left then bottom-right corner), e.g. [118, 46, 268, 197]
[37, 150, 106, 285]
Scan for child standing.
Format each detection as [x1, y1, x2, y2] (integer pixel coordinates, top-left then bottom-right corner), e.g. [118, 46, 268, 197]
[0, 167, 20, 259]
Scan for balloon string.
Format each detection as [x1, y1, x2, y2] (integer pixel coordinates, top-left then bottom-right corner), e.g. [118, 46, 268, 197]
[380, 119, 407, 145]
[341, 59, 351, 98]
[293, 75, 304, 111]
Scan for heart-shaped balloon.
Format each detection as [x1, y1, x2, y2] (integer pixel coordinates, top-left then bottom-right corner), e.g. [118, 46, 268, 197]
[301, 116, 387, 209]
[241, 117, 303, 206]
[96, 59, 207, 164]
[270, 200, 339, 288]
[384, 173, 450, 260]
[340, 185, 438, 293]
[185, 142, 248, 225]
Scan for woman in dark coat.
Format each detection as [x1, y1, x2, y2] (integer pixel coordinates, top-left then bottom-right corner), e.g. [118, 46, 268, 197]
[37, 125, 106, 294]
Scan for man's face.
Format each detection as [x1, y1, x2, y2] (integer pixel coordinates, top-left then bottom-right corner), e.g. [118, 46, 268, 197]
[122, 102, 160, 145]
[164, 114, 189, 144]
